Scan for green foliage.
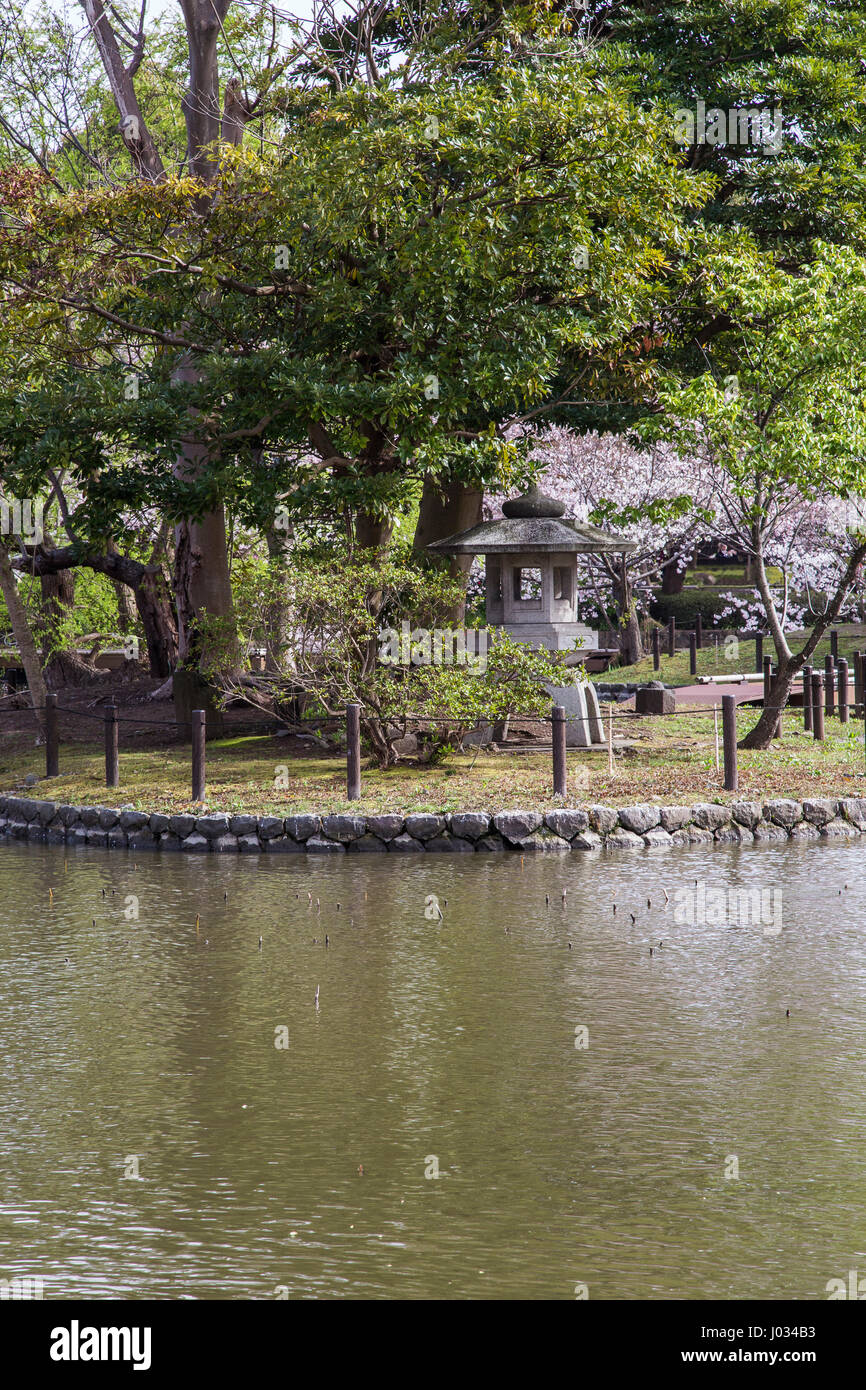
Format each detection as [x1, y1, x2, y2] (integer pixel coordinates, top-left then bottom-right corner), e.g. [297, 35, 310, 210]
[0, 49, 702, 540]
[227, 548, 578, 765]
[638, 243, 866, 509]
[0, 568, 128, 655]
[649, 588, 747, 631]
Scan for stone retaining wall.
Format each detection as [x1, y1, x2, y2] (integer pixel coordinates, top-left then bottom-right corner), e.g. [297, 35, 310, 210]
[1, 793, 864, 854]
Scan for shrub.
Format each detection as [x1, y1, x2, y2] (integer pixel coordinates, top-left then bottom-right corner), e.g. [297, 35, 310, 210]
[649, 588, 753, 630]
[225, 547, 580, 766]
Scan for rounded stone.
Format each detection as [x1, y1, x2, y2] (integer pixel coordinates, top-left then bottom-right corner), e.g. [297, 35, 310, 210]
[322, 814, 367, 842]
[405, 814, 446, 841]
[128, 827, 158, 851]
[618, 804, 660, 835]
[264, 836, 304, 853]
[493, 811, 542, 842]
[449, 812, 491, 841]
[195, 814, 230, 839]
[258, 816, 285, 840]
[587, 805, 619, 836]
[305, 835, 346, 853]
[763, 799, 802, 829]
[571, 829, 603, 851]
[211, 833, 239, 853]
[179, 833, 209, 852]
[731, 800, 762, 830]
[691, 802, 732, 831]
[604, 829, 644, 850]
[284, 814, 321, 840]
[501, 484, 565, 518]
[801, 798, 838, 826]
[544, 809, 589, 839]
[387, 834, 425, 852]
[643, 828, 672, 848]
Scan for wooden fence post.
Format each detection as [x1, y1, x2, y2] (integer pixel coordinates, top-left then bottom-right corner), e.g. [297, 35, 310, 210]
[811, 673, 825, 741]
[191, 709, 206, 801]
[105, 703, 119, 788]
[802, 664, 812, 732]
[755, 633, 763, 674]
[839, 658, 850, 724]
[855, 650, 864, 718]
[552, 705, 567, 799]
[695, 611, 703, 650]
[652, 627, 660, 671]
[668, 616, 675, 658]
[722, 695, 738, 791]
[831, 628, 839, 660]
[45, 692, 59, 778]
[346, 703, 361, 801]
[689, 632, 697, 676]
[825, 654, 836, 718]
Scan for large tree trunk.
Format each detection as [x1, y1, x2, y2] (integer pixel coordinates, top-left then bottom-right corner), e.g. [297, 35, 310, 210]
[739, 656, 796, 748]
[171, 354, 239, 726]
[264, 525, 291, 672]
[173, 506, 237, 668]
[172, 507, 234, 729]
[106, 539, 136, 632]
[413, 475, 483, 623]
[619, 606, 643, 665]
[134, 567, 178, 678]
[38, 566, 75, 657]
[0, 542, 48, 733]
[114, 580, 137, 634]
[616, 560, 643, 665]
[661, 556, 686, 594]
[80, 0, 240, 701]
[353, 512, 394, 553]
[171, 2, 241, 689]
[740, 536, 866, 748]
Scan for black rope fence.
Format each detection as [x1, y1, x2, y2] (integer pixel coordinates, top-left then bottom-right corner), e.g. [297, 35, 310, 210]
[2, 657, 864, 801]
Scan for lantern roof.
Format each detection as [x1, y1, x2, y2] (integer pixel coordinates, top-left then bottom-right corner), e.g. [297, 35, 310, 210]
[428, 486, 636, 556]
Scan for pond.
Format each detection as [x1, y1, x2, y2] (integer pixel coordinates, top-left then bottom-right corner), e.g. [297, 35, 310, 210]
[1, 837, 865, 1300]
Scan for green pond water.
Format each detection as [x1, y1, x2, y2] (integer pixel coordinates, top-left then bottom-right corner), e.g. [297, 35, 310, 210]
[1, 837, 865, 1300]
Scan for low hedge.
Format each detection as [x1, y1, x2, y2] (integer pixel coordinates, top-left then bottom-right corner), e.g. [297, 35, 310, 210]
[648, 588, 752, 630]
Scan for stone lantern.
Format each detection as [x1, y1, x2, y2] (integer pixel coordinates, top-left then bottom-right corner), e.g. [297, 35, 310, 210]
[428, 484, 635, 655]
[428, 484, 636, 746]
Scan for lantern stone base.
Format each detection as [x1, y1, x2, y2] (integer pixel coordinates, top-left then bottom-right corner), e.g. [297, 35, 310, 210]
[502, 622, 598, 653]
[546, 680, 606, 746]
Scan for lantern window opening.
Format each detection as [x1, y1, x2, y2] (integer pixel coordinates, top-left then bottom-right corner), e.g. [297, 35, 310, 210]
[513, 566, 543, 606]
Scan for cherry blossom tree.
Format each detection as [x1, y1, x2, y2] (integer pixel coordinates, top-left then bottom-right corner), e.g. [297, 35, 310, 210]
[486, 427, 713, 663]
[639, 244, 866, 748]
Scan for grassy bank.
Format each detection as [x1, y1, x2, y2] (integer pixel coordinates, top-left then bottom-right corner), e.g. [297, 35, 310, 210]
[593, 633, 866, 687]
[3, 707, 866, 815]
